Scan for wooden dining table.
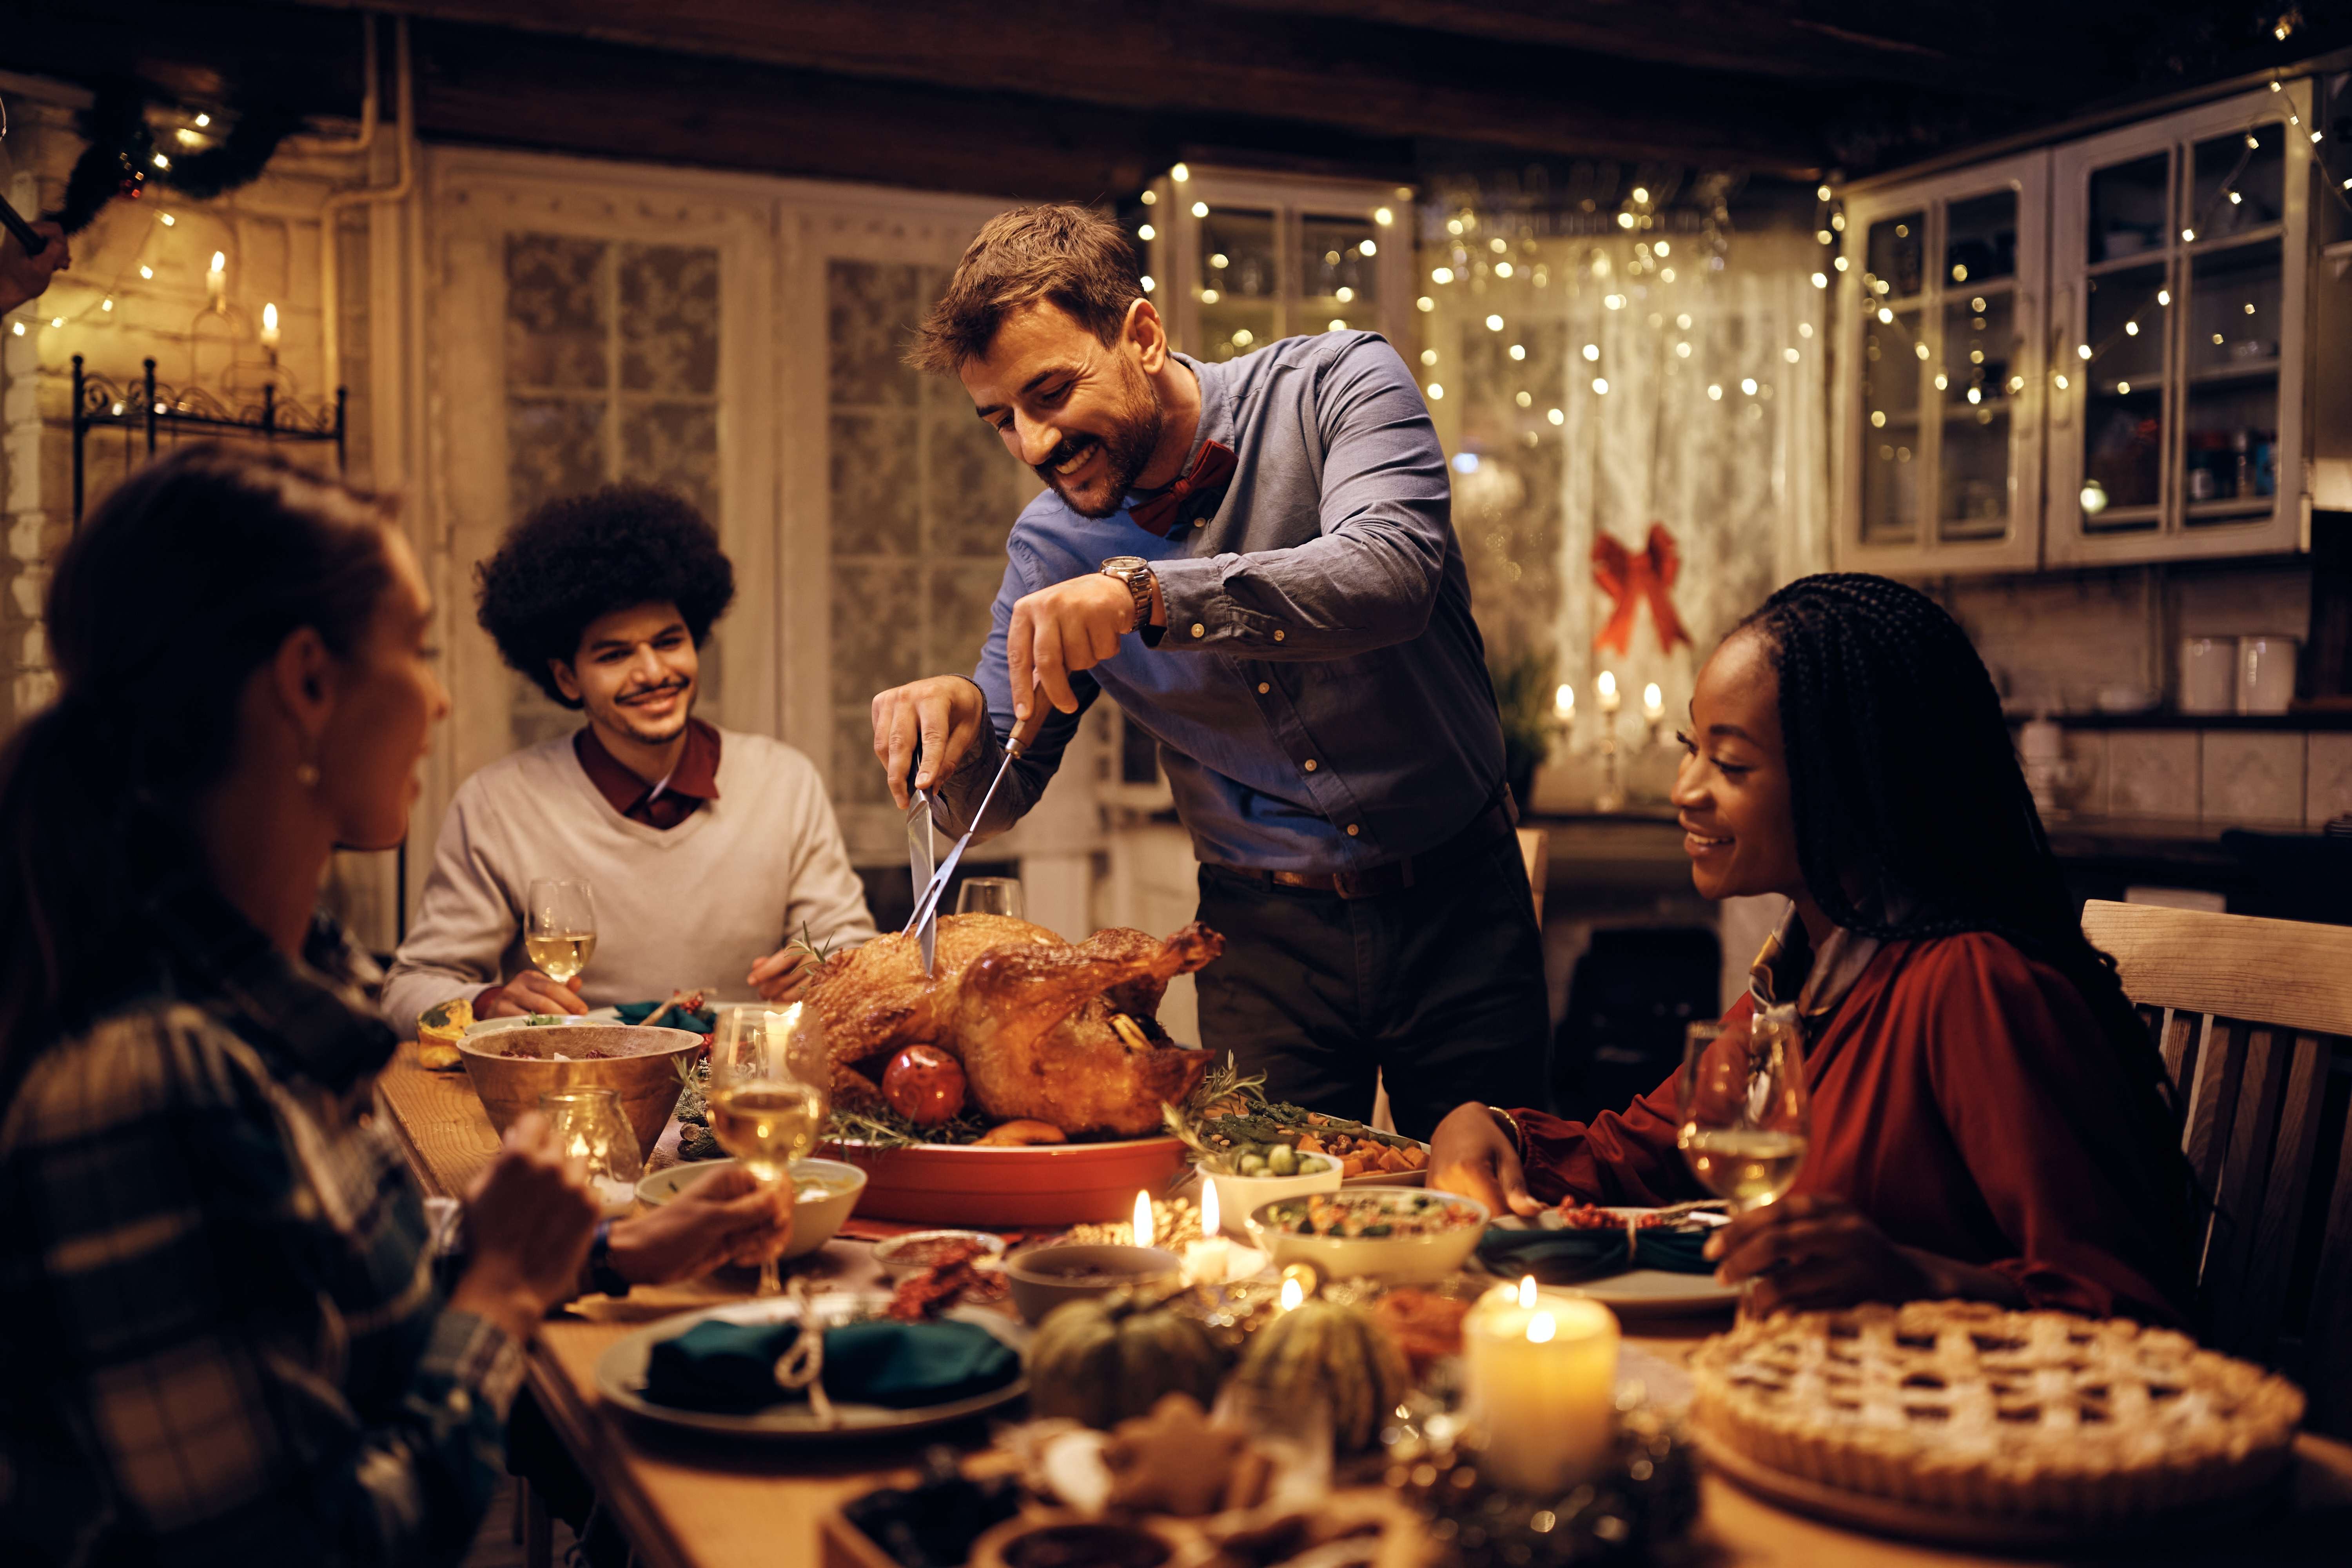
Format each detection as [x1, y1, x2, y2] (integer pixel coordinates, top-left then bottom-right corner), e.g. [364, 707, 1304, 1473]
[376, 1044, 2352, 1568]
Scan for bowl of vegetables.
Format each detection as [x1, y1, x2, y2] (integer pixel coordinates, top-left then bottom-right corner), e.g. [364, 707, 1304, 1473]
[1199, 1141, 1344, 1239]
[1246, 1187, 1489, 1282]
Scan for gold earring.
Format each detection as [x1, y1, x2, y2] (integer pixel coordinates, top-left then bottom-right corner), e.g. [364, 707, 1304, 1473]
[296, 761, 321, 787]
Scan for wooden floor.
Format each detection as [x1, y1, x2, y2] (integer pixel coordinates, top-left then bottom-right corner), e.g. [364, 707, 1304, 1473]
[462, 1477, 577, 1568]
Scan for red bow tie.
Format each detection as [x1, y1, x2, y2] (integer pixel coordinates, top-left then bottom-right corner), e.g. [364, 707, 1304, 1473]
[1127, 441, 1237, 537]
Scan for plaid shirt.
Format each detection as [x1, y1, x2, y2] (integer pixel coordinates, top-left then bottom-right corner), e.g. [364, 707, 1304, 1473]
[0, 877, 524, 1566]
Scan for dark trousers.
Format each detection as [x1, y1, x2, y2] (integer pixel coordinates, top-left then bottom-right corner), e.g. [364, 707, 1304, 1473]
[1192, 826, 1549, 1141]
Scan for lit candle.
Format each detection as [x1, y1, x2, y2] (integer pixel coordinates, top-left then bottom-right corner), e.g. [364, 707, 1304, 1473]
[1182, 1181, 1234, 1285]
[207, 251, 226, 307]
[1132, 1189, 1155, 1250]
[1463, 1283, 1620, 1493]
[1554, 683, 1575, 726]
[260, 301, 280, 353]
[1642, 682, 1664, 723]
[1596, 670, 1621, 715]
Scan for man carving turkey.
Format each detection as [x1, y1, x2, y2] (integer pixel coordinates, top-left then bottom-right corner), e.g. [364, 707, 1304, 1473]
[869, 205, 1546, 1140]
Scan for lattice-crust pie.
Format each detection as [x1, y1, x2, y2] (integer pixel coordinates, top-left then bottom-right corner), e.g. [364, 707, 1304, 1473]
[1690, 1301, 2305, 1521]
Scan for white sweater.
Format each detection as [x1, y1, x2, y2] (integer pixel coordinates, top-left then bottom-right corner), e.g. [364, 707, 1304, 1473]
[383, 728, 877, 1034]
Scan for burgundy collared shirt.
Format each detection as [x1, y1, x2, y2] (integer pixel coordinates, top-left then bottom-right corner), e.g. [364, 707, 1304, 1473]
[573, 717, 722, 830]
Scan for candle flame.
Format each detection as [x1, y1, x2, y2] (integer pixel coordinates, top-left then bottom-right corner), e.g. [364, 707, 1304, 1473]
[1200, 1179, 1220, 1235]
[1595, 670, 1617, 701]
[210, 251, 225, 274]
[1279, 1276, 1305, 1311]
[568, 1133, 590, 1163]
[1132, 1190, 1154, 1250]
[1554, 683, 1574, 718]
[1518, 1274, 1537, 1308]
[1643, 681, 1663, 714]
[261, 302, 278, 330]
[1527, 1310, 1557, 1344]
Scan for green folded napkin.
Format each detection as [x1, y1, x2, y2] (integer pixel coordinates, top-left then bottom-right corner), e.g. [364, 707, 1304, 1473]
[616, 999, 717, 1036]
[643, 1317, 1019, 1414]
[1477, 1222, 1715, 1283]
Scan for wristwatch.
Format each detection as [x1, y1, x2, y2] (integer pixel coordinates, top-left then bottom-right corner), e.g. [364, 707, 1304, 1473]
[1100, 556, 1156, 634]
[587, 1218, 632, 1297]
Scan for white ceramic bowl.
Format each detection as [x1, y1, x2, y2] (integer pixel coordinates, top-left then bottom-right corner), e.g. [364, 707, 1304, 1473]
[1201, 1164, 1344, 1239]
[1246, 1185, 1489, 1282]
[632, 1156, 866, 1261]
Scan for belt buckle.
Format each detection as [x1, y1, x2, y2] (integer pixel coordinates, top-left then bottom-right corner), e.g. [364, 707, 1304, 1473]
[1330, 869, 1364, 899]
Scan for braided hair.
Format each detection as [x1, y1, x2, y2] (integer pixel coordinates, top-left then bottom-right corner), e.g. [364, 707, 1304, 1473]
[1735, 573, 2186, 1136]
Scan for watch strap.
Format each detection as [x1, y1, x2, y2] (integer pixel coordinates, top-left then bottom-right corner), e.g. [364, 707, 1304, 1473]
[588, 1218, 631, 1297]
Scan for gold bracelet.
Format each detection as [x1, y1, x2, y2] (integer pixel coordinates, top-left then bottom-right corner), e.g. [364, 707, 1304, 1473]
[1486, 1104, 1525, 1158]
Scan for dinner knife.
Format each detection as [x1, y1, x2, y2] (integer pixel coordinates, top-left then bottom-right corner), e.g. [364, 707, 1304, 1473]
[903, 694, 1049, 944]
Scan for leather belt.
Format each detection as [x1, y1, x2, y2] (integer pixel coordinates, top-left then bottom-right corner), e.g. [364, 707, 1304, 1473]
[1224, 797, 1517, 901]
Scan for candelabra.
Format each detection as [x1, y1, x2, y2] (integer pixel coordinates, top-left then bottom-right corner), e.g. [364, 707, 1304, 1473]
[1560, 674, 1668, 814]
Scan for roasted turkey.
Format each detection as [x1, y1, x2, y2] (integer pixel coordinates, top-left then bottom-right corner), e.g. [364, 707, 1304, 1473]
[806, 914, 1223, 1136]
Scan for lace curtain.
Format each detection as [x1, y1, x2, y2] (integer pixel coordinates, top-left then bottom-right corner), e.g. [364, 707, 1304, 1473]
[1431, 224, 1831, 806]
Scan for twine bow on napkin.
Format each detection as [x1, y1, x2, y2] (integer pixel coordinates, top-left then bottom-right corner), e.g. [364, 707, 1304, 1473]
[1591, 523, 1693, 658]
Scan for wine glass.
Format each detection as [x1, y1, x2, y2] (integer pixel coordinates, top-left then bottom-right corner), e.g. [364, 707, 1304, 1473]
[524, 878, 598, 989]
[1677, 1007, 1810, 1316]
[707, 1002, 831, 1297]
[954, 877, 1025, 919]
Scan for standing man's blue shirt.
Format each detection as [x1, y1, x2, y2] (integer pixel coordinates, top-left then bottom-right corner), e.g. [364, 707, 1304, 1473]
[931, 331, 1504, 875]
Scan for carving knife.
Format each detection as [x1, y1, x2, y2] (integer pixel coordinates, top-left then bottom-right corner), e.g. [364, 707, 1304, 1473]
[905, 787, 936, 975]
[904, 694, 1048, 950]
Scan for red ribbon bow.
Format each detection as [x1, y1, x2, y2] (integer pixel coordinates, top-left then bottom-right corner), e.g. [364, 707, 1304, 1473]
[1127, 440, 1237, 537]
[1592, 523, 1693, 657]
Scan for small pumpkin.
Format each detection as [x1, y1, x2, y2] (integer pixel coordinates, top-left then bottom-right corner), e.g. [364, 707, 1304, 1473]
[1230, 1296, 1412, 1453]
[1027, 1289, 1230, 1430]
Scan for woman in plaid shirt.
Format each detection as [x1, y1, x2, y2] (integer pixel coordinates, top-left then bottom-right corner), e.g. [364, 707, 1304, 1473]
[0, 448, 790, 1565]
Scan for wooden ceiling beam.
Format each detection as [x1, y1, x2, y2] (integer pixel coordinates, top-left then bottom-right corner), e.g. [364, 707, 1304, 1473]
[272, 0, 1831, 172]
[1211, 0, 2094, 97]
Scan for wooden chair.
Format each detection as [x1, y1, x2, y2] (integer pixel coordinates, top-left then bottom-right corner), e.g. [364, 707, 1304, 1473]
[2080, 899, 2352, 1435]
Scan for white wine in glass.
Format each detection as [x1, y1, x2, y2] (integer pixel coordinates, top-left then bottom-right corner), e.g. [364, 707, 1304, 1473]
[1678, 1008, 1810, 1316]
[524, 878, 598, 984]
[1680, 1127, 1810, 1207]
[708, 1003, 832, 1296]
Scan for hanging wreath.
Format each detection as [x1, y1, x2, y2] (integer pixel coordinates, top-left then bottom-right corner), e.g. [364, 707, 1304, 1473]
[51, 80, 305, 235]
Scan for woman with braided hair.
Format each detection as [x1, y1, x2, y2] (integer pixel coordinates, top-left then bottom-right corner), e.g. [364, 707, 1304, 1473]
[1431, 573, 2196, 1324]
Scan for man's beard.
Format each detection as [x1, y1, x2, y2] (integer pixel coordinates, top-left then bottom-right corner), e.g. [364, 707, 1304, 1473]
[1034, 362, 1164, 519]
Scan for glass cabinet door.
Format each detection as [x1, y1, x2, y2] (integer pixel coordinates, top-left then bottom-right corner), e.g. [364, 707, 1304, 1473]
[1138, 170, 1415, 369]
[1300, 214, 1382, 336]
[1836, 152, 2045, 573]
[2047, 83, 2310, 564]
[1198, 207, 1280, 361]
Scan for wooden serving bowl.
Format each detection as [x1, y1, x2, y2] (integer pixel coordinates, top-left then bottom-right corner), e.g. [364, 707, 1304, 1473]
[455, 1023, 705, 1159]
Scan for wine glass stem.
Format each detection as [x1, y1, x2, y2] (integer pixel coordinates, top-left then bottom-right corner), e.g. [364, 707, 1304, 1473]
[754, 1172, 784, 1296]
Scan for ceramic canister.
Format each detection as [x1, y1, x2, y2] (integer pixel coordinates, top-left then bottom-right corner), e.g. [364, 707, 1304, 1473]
[2239, 635, 2298, 715]
[2178, 637, 2236, 716]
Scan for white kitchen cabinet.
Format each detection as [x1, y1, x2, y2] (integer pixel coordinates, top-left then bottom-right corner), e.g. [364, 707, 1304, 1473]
[2045, 83, 2317, 564]
[1833, 152, 2049, 575]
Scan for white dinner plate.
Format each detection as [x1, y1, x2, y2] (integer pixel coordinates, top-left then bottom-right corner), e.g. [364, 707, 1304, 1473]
[1497, 1205, 1740, 1316]
[593, 1290, 1029, 1439]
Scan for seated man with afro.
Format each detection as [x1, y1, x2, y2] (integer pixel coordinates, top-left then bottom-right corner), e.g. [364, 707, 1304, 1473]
[385, 486, 875, 1032]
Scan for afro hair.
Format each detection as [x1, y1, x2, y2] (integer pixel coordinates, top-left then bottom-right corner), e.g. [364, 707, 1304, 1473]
[476, 485, 736, 709]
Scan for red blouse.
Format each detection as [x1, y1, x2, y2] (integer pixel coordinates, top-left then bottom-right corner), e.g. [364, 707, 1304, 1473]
[1514, 932, 2194, 1325]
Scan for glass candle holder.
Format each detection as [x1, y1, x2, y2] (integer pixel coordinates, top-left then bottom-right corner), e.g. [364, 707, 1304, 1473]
[539, 1086, 642, 1217]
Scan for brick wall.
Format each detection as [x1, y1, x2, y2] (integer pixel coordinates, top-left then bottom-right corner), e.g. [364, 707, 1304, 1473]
[0, 90, 379, 731]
